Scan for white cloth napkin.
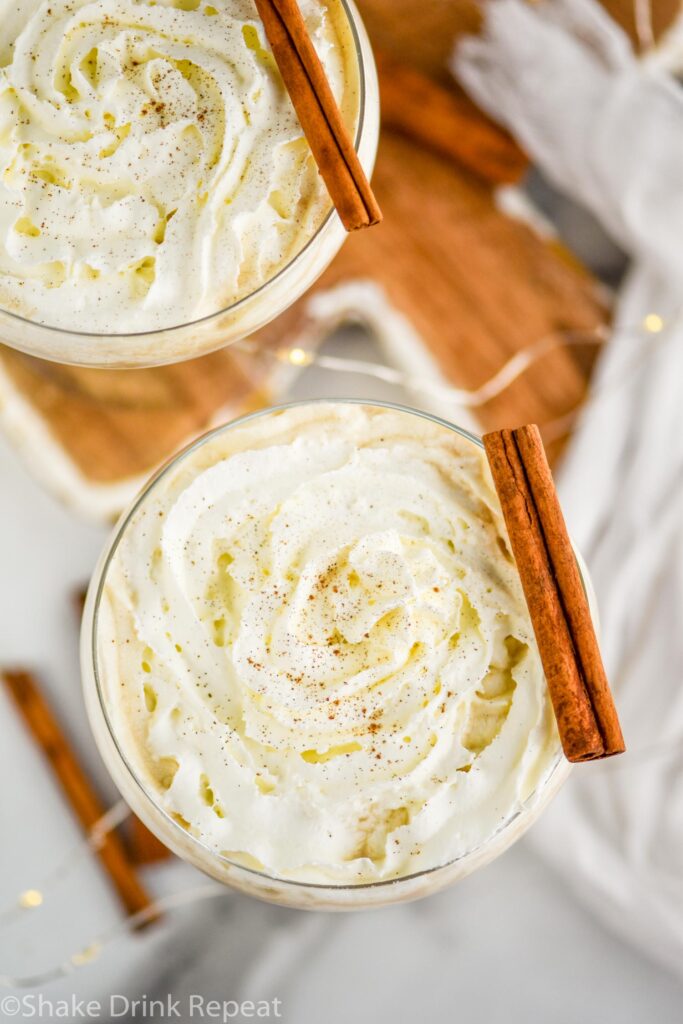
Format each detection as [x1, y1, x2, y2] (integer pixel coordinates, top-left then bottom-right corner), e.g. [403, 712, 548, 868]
[454, 0, 683, 981]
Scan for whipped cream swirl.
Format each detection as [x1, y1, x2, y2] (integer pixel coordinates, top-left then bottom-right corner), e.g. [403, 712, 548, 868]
[97, 404, 560, 883]
[0, 0, 356, 332]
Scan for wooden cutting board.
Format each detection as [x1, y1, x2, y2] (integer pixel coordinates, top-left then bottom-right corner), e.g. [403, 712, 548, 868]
[0, 347, 273, 485]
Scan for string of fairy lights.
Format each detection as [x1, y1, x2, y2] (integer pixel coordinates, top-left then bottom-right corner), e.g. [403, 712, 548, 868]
[250, 310, 668, 446]
[273, 325, 609, 408]
[1, 304, 680, 989]
[0, 801, 130, 927]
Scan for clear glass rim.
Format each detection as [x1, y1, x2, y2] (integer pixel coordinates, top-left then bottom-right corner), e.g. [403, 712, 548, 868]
[88, 398, 567, 893]
[0, 0, 367, 343]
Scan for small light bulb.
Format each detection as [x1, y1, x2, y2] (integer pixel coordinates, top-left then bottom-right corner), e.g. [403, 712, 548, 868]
[71, 943, 101, 966]
[643, 313, 664, 333]
[287, 347, 312, 367]
[19, 889, 43, 909]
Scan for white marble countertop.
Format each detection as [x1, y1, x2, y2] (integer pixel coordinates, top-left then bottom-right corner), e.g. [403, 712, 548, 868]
[1, 329, 682, 1022]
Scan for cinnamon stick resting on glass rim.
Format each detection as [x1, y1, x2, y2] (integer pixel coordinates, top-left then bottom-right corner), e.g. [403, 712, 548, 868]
[483, 426, 624, 763]
[254, 0, 381, 231]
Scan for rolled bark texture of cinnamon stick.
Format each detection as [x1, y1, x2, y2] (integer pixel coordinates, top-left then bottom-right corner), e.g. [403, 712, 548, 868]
[483, 425, 625, 763]
[375, 49, 528, 186]
[254, 0, 381, 231]
[2, 669, 160, 925]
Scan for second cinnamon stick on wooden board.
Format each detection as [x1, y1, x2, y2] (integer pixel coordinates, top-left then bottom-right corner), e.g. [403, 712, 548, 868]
[376, 50, 528, 186]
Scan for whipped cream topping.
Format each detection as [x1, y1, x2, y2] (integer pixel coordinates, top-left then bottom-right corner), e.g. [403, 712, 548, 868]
[96, 404, 561, 883]
[0, 0, 357, 332]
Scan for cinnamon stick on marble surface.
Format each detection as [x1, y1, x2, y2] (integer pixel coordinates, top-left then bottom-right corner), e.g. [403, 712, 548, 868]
[254, 0, 381, 230]
[128, 817, 173, 866]
[70, 587, 172, 865]
[483, 426, 625, 762]
[2, 669, 160, 923]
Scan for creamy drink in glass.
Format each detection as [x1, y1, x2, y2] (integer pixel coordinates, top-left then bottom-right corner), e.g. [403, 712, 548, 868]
[0, 1, 378, 367]
[82, 400, 587, 909]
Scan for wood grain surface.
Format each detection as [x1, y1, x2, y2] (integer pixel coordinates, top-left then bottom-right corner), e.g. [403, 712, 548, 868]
[0, 345, 274, 483]
[251, 129, 606, 450]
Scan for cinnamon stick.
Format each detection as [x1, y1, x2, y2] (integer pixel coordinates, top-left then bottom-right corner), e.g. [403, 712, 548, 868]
[376, 50, 528, 186]
[128, 817, 173, 866]
[73, 584, 88, 619]
[2, 669, 159, 923]
[483, 426, 625, 762]
[254, 0, 381, 231]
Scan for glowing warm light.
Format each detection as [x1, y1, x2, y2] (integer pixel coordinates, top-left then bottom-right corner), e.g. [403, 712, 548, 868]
[287, 347, 312, 367]
[71, 943, 101, 966]
[19, 889, 43, 908]
[643, 313, 664, 333]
